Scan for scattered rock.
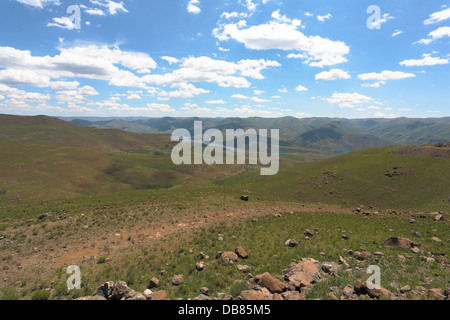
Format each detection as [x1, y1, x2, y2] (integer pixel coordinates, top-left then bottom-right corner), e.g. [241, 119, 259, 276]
[143, 289, 153, 300]
[384, 237, 420, 250]
[321, 262, 338, 276]
[148, 277, 160, 289]
[111, 281, 134, 300]
[251, 218, 258, 223]
[434, 214, 443, 222]
[354, 251, 371, 261]
[240, 195, 249, 202]
[303, 229, 314, 237]
[237, 265, 251, 273]
[172, 275, 184, 286]
[428, 288, 446, 300]
[200, 287, 209, 296]
[235, 247, 248, 259]
[412, 232, 422, 237]
[400, 286, 411, 294]
[282, 291, 303, 300]
[152, 290, 169, 300]
[197, 252, 208, 260]
[410, 247, 420, 254]
[0, 188, 7, 195]
[240, 290, 271, 301]
[257, 273, 286, 294]
[38, 212, 53, 220]
[196, 262, 205, 271]
[221, 251, 239, 265]
[284, 239, 299, 248]
[408, 219, 416, 224]
[94, 281, 114, 299]
[341, 235, 349, 240]
[343, 285, 354, 297]
[338, 256, 349, 268]
[431, 237, 442, 243]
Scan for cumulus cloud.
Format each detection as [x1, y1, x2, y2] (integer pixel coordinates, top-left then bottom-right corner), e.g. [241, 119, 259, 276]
[357, 70, 416, 81]
[315, 69, 350, 80]
[424, 7, 450, 24]
[400, 54, 448, 67]
[317, 14, 332, 22]
[187, 0, 201, 14]
[89, 0, 128, 15]
[142, 56, 280, 88]
[326, 92, 374, 108]
[295, 85, 308, 92]
[0, 45, 157, 88]
[213, 10, 350, 67]
[416, 26, 450, 44]
[15, 0, 60, 8]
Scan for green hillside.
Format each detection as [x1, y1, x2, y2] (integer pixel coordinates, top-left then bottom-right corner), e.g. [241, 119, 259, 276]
[218, 144, 450, 211]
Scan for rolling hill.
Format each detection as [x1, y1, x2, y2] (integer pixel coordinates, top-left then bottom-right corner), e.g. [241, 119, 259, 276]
[65, 116, 450, 155]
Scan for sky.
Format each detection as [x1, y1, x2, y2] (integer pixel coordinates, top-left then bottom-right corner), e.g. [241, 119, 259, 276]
[0, 0, 449, 119]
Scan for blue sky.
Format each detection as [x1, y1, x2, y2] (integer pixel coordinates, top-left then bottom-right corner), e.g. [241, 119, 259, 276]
[0, 0, 449, 118]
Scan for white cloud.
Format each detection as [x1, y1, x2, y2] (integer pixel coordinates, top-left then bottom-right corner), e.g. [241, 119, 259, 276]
[89, 0, 128, 15]
[315, 69, 350, 80]
[47, 16, 79, 30]
[214, 11, 350, 67]
[358, 70, 416, 81]
[374, 111, 397, 118]
[15, 0, 60, 8]
[187, 0, 201, 14]
[142, 56, 279, 88]
[205, 100, 226, 104]
[317, 14, 332, 22]
[295, 85, 308, 92]
[278, 86, 288, 93]
[253, 90, 265, 95]
[416, 26, 450, 44]
[326, 92, 374, 108]
[221, 12, 248, 19]
[0, 45, 157, 89]
[400, 54, 448, 67]
[361, 81, 386, 88]
[231, 94, 250, 99]
[392, 30, 403, 37]
[161, 56, 180, 65]
[424, 8, 450, 25]
[127, 94, 141, 100]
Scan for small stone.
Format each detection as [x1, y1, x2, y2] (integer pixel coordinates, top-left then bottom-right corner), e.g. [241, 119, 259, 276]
[235, 247, 249, 259]
[148, 277, 160, 289]
[143, 289, 153, 300]
[237, 265, 251, 273]
[303, 229, 314, 237]
[200, 287, 209, 296]
[431, 237, 442, 242]
[343, 285, 354, 297]
[172, 275, 184, 286]
[196, 262, 205, 271]
[284, 239, 299, 247]
[428, 288, 446, 299]
[400, 286, 411, 294]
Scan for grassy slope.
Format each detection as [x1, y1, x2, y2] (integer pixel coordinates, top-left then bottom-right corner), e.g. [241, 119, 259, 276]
[218, 145, 450, 211]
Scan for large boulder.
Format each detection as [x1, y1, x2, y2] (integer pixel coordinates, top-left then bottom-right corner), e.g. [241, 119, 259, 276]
[110, 281, 136, 300]
[283, 258, 320, 289]
[256, 272, 286, 294]
[384, 237, 420, 250]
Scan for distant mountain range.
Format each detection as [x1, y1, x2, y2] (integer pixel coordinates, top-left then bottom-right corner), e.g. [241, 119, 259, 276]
[61, 116, 450, 155]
